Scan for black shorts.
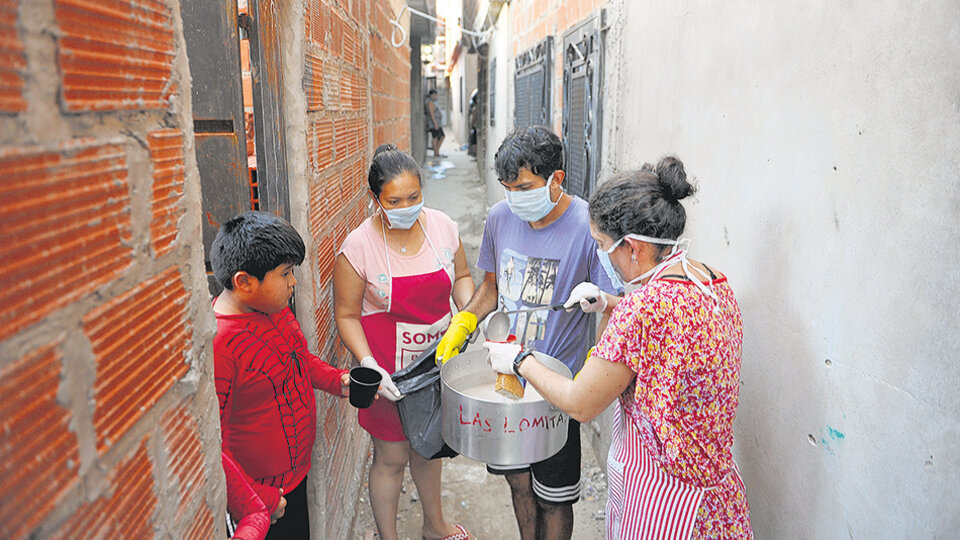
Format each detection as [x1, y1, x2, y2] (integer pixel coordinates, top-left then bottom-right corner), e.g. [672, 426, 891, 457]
[486, 419, 581, 505]
[429, 127, 445, 139]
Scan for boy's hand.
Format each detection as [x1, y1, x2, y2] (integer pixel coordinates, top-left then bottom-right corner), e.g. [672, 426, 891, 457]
[339, 372, 350, 398]
[271, 490, 286, 524]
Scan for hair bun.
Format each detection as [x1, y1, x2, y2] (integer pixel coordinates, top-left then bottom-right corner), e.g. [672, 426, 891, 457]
[655, 156, 696, 202]
[374, 143, 399, 157]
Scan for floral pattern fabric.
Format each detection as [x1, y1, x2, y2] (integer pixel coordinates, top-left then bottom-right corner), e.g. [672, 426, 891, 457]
[593, 276, 752, 539]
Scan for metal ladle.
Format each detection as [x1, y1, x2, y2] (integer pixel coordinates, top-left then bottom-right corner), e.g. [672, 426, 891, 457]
[484, 297, 598, 342]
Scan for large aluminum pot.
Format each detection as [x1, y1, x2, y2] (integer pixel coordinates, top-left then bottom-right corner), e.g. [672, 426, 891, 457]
[440, 349, 571, 466]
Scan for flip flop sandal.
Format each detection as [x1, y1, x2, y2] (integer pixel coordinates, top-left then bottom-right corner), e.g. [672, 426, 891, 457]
[422, 523, 470, 540]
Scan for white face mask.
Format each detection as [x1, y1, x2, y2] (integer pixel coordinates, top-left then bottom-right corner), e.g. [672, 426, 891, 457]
[378, 200, 423, 230]
[598, 233, 679, 288]
[613, 234, 720, 306]
[503, 173, 560, 222]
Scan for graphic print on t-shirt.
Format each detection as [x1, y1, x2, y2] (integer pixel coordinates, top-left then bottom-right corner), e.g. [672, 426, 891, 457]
[498, 248, 558, 346]
[499, 249, 526, 301]
[520, 256, 558, 305]
[524, 311, 549, 341]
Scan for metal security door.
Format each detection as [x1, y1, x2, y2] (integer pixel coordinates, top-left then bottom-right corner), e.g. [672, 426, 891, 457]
[180, 0, 250, 295]
[514, 37, 552, 128]
[562, 14, 603, 200]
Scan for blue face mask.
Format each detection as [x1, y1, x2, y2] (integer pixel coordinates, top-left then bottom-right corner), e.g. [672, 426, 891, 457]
[503, 174, 559, 222]
[380, 201, 423, 230]
[597, 247, 626, 291]
[597, 233, 687, 293]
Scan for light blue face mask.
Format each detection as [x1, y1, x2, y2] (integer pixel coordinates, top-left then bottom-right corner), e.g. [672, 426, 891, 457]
[503, 173, 559, 222]
[597, 244, 626, 291]
[380, 201, 423, 230]
[597, 233, 690, 293]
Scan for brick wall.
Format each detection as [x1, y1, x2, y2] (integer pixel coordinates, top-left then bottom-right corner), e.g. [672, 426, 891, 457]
[300, 0, 410, 537]
[511, 0, 607, 133]
[0, 1, 224, 538]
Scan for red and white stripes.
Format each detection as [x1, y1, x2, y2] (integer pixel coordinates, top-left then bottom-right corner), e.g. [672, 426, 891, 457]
[606, 405, 705, 540]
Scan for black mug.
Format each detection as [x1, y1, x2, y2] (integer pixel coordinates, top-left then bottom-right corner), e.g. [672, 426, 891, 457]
[349, 366, 382, 408]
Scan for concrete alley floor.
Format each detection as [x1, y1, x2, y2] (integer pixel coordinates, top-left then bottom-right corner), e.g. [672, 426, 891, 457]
[353, 140, 608, 539]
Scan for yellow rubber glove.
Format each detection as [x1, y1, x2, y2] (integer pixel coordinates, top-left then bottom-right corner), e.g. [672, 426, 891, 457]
[436, 311, 478, 364]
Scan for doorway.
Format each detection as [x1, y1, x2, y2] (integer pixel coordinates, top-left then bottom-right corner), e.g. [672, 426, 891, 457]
[180, 0, 290, 295]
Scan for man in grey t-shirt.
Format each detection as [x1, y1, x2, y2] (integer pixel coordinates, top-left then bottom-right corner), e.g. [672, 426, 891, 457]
[437, 126, 620, 540]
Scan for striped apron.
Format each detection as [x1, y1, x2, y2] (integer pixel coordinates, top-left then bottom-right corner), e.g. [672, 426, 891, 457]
[606, 404, 728, 539]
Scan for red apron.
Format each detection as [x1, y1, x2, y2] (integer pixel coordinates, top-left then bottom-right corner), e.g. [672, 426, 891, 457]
[358, 239, 452, 441]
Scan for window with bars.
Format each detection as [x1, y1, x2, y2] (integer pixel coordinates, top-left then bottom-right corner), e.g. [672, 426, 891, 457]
[514, 37, 552, 129]
[562, 15, 603, 200]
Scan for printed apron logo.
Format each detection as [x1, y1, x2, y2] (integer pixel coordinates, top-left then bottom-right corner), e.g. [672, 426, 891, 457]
[395, 313, 451, 370]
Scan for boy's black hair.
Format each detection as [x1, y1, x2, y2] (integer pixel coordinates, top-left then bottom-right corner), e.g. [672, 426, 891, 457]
[368, 143, 421, 196]
[428, 89, 437, 96]
[494, 125, 564, 182]
[210, 211, 306, 290]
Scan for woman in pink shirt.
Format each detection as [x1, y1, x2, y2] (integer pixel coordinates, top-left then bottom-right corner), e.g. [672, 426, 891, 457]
[334, 144, 474, 540]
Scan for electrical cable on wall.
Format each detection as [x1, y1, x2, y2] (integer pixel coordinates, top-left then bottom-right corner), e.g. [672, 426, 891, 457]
[390, 4, 491, 48]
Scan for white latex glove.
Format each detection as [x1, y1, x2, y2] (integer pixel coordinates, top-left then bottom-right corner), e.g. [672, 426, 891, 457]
[482, 341, 522, 374]
[360, 356, 403, 401]
[563, 282, 607, 313]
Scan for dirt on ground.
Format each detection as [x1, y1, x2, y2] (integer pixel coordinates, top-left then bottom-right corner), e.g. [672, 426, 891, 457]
[352, 442, 608, 540]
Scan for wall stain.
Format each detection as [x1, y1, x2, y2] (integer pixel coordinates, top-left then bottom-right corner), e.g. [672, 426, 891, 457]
[819, 425, 846, 455]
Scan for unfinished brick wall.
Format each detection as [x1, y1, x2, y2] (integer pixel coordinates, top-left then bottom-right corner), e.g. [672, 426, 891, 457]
[300, 0, 410, 537]
[511, 0, 607, 134]
[0, 1, 224, 538]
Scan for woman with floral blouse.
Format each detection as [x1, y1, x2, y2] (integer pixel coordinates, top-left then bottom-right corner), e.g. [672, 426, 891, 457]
[485, 157, 753, 539]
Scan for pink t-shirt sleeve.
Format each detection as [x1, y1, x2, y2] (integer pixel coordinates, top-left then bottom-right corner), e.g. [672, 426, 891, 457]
[338, 219, 372, 281]
[337, 209, 459, 278]
[421, 207, 459, 247]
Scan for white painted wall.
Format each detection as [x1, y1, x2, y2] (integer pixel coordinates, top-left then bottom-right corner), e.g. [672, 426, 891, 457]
[600, 0, 960, 536]
[483, 4, 515, 206]
[449, 52, 478, 146]
[482, 2, 514, 205]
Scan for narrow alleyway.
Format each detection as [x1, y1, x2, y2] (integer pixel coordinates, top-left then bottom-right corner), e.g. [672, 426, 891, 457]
[352, 140, 608, 539]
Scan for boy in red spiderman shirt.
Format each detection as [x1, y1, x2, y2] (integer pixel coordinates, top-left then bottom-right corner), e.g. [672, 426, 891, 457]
[212, 211, 350, 539]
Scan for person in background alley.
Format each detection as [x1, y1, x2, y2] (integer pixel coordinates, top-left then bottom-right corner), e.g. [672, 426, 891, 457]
[334, 144, 475, 540]
[484, 158, 754, 539]
[212, 211, 351, 539]
[468, 89, 479, 158]
[436, 126, 619, 540]
[425, 89, 446, 158]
